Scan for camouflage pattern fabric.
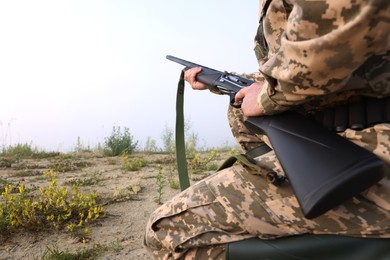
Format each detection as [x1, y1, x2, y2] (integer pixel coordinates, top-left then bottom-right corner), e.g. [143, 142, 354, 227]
[255, 0, 390, 115]
[144, 0, 390, 259]
[144, 111, 390, 259]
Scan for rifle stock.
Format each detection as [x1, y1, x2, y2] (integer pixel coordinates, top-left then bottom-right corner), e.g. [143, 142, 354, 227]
[244, 112, 385, 219]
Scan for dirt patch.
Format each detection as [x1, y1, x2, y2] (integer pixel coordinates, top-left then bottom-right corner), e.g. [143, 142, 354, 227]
[0, 151, 228, 259]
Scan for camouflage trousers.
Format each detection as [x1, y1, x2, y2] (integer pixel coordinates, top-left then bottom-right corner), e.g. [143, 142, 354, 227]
[144, 107, 390, 259]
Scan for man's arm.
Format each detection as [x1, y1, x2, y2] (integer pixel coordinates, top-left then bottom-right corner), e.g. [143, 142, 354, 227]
[257, 0, 390, 115]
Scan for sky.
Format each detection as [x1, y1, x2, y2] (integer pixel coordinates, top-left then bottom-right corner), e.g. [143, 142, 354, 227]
[0, 0, 259, 152]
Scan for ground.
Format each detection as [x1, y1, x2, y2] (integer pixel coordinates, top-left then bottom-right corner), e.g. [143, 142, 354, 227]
[0, 150, 228, 259]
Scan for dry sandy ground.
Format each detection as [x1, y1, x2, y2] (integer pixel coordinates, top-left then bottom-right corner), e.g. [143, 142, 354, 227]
[0, 151, 226, 259]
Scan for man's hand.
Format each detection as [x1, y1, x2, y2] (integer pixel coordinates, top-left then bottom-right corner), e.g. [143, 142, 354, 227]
[184, 67, 209, 90]
[235, 82, 265, 118]
[185, 66, 265, 118]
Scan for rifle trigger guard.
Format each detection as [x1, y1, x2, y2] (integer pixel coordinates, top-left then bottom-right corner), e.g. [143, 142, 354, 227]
[230, 93, 242, 108]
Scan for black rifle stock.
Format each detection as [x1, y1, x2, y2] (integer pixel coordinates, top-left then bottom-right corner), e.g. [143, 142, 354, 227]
[167, 55, 385, 219]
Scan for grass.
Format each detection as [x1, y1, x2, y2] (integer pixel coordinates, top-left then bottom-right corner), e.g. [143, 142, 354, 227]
[1, 143, 59, 160]
[51, 157, 93, 173]
[65, 171, 104, 187]
[121, 153, 147, 172]
[42, 239, 123, 260]
[190, 150, 219, 174]
[0, 135, 234, 258]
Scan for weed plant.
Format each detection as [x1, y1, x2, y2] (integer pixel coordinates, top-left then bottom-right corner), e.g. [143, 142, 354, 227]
[42, 239, 123, 260]
[51, 157, 92, 173]
[74, 136, 93, 154]
[0, 157, 14, 168]
[190, 150, 218, 174]
[161, 126, 175, 153]
[103, 126, 138, 156]
[1, 143, 35, 158]
[0, 178, 12, 193]
[0, 170, 104, 237]
[166, 166, 180, 190]
[155, 166, 164, 204]
[11, 170, 42, 178]
[144, 136, 160, 153]
[65, 172, 103, 187]
[121, 153, 147, 172]
[1, 143, 59, 160]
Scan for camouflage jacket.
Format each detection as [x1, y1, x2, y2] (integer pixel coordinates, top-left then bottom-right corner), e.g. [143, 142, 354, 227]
[255, 0, 390, 115]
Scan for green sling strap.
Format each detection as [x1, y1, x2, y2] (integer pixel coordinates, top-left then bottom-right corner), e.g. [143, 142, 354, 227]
[216, 144, 286, 186]
[176, 70, 190, 190]
[175, 70, 278, 190]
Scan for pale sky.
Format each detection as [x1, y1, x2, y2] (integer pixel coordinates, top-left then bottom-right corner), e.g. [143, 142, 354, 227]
[0, 0, 259, 152]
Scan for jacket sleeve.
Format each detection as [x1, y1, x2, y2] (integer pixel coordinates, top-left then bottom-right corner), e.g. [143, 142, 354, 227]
[257, 0, 390, 115]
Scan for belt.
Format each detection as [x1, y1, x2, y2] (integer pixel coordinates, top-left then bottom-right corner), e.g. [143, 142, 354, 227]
[310, 96, 390, 132]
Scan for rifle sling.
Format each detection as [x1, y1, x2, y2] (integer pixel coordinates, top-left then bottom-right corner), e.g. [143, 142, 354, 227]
[216, 144, 270, 172]
[176, 70, 190, 190]
[217, 144, 286, 186]
[175, 71, 277, 191]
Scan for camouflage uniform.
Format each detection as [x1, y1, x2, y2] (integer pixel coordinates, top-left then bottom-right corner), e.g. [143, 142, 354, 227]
[145, 0, 390, 259]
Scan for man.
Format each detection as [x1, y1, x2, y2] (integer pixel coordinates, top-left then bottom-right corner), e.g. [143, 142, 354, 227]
[144, 0, 390, 259]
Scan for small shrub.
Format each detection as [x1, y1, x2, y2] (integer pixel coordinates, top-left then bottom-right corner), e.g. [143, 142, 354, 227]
[190, 150, 217, 174]
[74, 136, 92, 153]
[144, 136, 159, 153]
[121, 153, 147, 172]
[1, 143, 59, 159]
[229, 147, 239, 156]
[186, 132, 199, 154]
[65, 172, 103, 187]
[104, 126, 138, 156]
[51, 156, 92, 173]
[155, 166, 164, 204]
[168, 178, 179, 190]
[161, 126, 175, 153]
[167, 166, 180, 190]
[1, 143, 35, 158]
[161, 121, 197, 154]
[0, 170, 105, 236]
[0, 157, 15, 168]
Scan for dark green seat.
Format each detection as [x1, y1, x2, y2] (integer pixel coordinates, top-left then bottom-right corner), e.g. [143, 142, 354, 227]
[226, 234, 390, 260]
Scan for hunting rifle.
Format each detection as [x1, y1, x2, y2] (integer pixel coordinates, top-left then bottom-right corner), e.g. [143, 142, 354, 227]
[167, 55, 385, 219]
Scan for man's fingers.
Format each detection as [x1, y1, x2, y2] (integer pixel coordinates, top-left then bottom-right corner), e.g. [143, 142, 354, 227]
[234, 88, 246, 103]
[184, 67, 202, 83]
[184, 67, 209, 90]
